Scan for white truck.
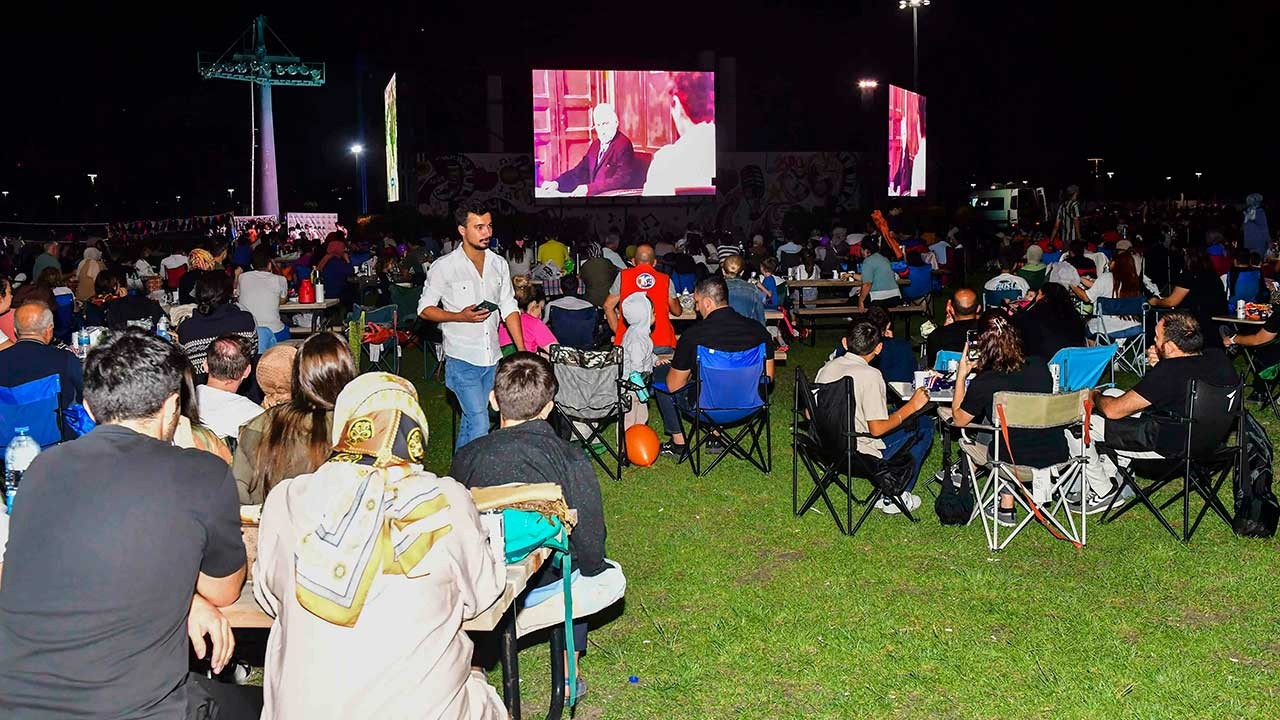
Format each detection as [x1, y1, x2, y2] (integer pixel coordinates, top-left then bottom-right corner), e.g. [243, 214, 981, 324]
[968, 185, 1048, 229]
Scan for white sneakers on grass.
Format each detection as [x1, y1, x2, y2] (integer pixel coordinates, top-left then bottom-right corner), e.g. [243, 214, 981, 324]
[879, 492, 922, 515]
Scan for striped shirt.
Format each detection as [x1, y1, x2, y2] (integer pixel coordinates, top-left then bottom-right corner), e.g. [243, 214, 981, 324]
[1056, 199, 1080, 244]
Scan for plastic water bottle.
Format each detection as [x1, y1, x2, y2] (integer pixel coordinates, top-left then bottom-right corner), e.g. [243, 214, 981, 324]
[76, 329, 91, 359]
[155, 316, 170, 341]
[5, 427, 41, 513]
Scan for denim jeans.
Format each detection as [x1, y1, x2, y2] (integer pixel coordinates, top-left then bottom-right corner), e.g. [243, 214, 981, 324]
[879, 415, 935, 493]
[652, 363, 694, 438]
[445, 357, 496, 450]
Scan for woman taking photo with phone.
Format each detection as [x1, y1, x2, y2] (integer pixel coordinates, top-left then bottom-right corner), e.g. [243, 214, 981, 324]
[949, 311, 1065, 526]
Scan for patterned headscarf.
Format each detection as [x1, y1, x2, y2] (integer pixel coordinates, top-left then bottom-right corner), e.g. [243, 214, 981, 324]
[188, 248, 216, 271]
[293, 373, 447, 627]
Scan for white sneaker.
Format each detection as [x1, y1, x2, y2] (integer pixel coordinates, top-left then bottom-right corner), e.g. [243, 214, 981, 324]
[879, 492, 922, 515]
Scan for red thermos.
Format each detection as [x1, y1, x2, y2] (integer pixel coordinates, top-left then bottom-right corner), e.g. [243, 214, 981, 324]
[298, 278, 316, 304]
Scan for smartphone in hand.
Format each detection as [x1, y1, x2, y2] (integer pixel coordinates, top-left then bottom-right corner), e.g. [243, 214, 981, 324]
[475, 300, 500, 313]
[965, 329, 980, 361]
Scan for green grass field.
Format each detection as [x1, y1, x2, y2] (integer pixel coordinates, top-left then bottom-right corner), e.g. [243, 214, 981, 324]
[398, 330, 1280, 720]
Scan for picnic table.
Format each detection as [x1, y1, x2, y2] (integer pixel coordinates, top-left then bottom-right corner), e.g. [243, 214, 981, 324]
[279, 298, 340, 334]
[1214, 314, 1279, 416]
[226, 549, 551, 719]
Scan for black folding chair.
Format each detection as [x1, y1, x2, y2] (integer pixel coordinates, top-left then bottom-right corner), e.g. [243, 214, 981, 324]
[548, 345, 630, 481]
[1101, 380, 1243, 541]
[791, 368, 923, 537]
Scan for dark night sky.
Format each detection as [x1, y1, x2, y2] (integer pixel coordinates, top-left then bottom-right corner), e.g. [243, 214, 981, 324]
[1, 1, 1276, 221]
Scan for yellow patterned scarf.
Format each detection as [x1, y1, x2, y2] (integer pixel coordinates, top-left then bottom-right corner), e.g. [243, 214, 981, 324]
[294, 373, 451, 627]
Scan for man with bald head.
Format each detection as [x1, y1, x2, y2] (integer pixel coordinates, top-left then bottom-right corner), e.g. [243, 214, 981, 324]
[605, 244, 683, 354]
[539, 103, 642, 197]
[0, 302, 84, 437]
[925, 287, 983, 366]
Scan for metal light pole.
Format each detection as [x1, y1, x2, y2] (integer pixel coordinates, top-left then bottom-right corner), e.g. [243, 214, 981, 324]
[899, 0, 930, 90]
[350, 144, 367, 215]
[199, 15, 326, 218]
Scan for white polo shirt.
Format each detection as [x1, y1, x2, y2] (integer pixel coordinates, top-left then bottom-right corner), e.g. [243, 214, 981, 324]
[417, 246, 519, 368]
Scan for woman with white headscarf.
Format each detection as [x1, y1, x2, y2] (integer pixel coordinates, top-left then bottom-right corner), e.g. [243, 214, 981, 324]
[74, 246, 105, 302]
[254, 373, 507, 719]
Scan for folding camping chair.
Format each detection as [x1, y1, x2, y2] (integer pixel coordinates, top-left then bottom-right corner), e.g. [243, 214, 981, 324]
[792, 369, 924, 537]
[933, 350, 963, 372]
[983, 289, 1023, 309]
[548, 345, 630, 481]
[546, 306, 602, 350]
[1049, 345, 1118, 392]
[0, 375, 64, 451]
[347, 304, 400, 375]
[1101, 380, 1243, 542]
[958, 389, 1093, 550]
[1091, 296, 1147, 382]
[655, 344, 771, 477]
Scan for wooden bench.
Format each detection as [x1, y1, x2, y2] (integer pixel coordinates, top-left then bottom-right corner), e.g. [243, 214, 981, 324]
[792, 301, 930, 345]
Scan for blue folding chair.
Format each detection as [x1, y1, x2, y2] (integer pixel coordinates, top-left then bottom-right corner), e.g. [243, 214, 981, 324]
[903, 265, 933, 302]
[53, 293, 76, 344]
[671, 272, 697, 295]
[933, 350, 963, 372]
[0, 375, 63, 450]
[1227, 269, 1262, 312]
[546, 306, 602, 350]
[1091, 296, 1147, 382]
[1049, 346, 1118, 392]
[656, 344, 771, 477]
[983, 289, 1023, 309]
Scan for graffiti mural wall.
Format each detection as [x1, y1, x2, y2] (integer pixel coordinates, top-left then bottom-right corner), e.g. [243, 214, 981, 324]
[415, 151, 861, 240]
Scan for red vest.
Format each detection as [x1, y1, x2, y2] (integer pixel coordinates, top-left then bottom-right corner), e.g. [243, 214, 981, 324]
[613, 265, 677, 348]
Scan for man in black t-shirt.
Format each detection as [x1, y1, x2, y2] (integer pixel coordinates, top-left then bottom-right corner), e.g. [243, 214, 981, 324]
[1082, 312, 1240, 491]
[654, 275, 773, 457]
[0, 330, 259, 719]
[925, 288, 982, 367]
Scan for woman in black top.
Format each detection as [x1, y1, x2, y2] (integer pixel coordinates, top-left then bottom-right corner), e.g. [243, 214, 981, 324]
[1014, 282, 1087, 359]
[1149, 249, 1229, 339]
[951, 311, 1063, 525]
[176, 271, 257, 377]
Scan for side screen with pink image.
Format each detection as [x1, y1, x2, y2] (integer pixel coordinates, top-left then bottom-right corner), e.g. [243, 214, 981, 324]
[887, 85, 926, 197]
[533, 69, 715, 199]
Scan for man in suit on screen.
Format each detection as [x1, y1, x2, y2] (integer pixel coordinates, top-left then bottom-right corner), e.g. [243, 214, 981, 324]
[540, 103, 642, 197]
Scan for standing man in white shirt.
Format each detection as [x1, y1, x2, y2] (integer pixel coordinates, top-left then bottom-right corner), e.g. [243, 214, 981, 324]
[419, 202, 525, 449]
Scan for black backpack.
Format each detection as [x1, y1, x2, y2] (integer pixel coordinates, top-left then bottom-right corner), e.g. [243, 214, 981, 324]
[1234, 411, 1278, 538]
[934, 457, 975, 526]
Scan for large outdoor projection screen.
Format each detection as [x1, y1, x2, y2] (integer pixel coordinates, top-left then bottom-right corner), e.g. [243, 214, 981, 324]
[384, 74, 399, 203]
[533, 69, 715, 199]
[887, 84, 926, 197]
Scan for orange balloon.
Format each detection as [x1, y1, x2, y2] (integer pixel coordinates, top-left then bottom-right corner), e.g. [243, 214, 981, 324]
[625, 424, 660, 467]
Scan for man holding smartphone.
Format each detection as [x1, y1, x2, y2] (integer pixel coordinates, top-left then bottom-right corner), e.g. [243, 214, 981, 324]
[419, 201, 525, 449]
